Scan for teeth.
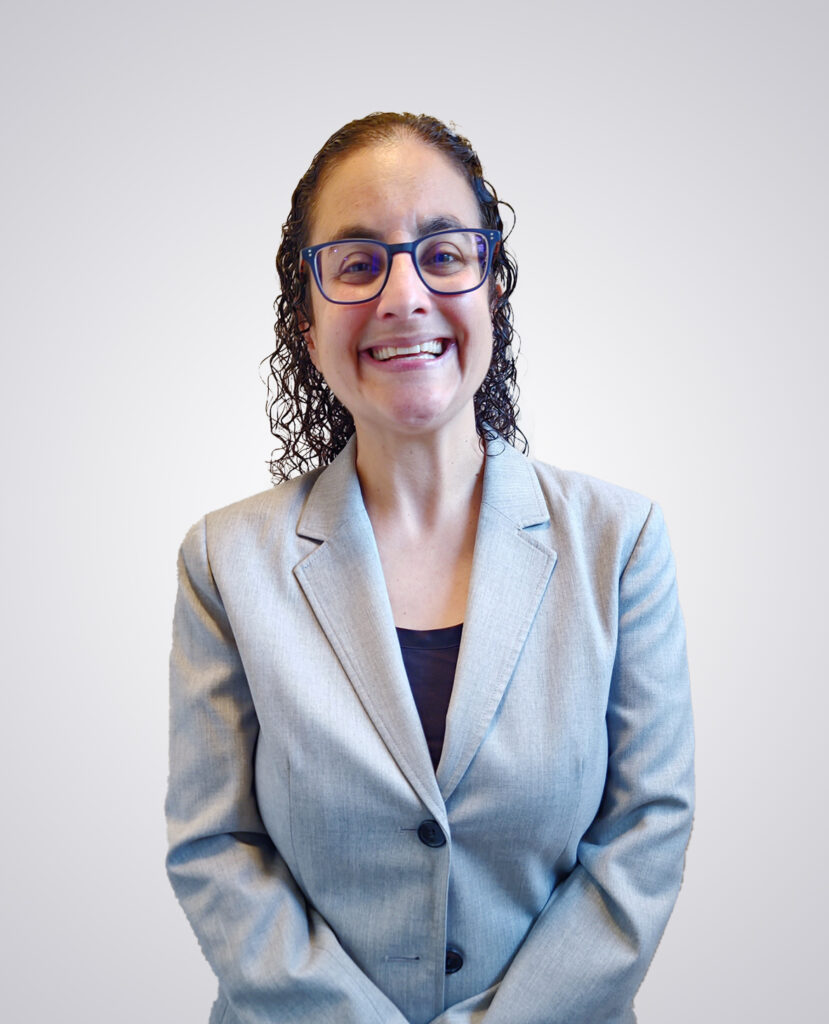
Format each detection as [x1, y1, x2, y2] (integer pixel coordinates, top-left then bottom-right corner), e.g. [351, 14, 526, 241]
[371, 340, 446, 362]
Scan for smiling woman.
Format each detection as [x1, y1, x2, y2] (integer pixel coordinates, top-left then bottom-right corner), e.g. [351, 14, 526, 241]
[165, 112, 694, 1024]
[301, 139, 498, 465]
[266, 113, 522, 482]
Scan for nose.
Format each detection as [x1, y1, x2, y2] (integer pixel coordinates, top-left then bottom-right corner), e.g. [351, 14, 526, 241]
[375, 251, 432, 318]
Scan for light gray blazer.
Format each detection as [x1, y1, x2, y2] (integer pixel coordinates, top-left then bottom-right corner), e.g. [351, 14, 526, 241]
[166, 435, 694, 1024]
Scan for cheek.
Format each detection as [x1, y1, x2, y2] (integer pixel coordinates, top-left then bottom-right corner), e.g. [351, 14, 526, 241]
[305, 307, 367, 379]
[466, 302, 497, 373]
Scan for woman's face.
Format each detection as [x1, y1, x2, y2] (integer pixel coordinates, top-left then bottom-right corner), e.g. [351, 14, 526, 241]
[304, 138, 495, 444]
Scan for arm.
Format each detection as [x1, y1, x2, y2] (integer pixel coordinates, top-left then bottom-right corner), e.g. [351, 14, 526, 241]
[431, 503, 694, 1024]
[165, 518, 410, 1024]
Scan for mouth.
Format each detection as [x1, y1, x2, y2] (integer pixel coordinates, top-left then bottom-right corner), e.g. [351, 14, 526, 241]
[368, 339, 449, 362]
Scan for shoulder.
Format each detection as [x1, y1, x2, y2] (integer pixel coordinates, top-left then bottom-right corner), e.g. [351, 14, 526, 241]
[179, 467, 325, 568]
[528, 455, 660, 567]
[531, 457, 652, 522]
[207, 469, 322, 534]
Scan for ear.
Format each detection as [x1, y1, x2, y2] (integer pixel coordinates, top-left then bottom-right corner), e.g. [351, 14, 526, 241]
[305, 323, 320, 371]
[297, 272, 319, 369]
[490, 281, 503, 313]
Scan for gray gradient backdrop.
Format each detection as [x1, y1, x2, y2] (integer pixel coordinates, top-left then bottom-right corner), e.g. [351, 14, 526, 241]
[2, 2, 826, 1020]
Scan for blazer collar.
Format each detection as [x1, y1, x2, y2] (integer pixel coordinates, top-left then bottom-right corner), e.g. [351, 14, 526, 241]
[295, 434, 365, 543]
[293, 434, 557, 812]
[294, 432, 550, 541]
[437, 435, 557, 799]
[294, 437, 446, 817]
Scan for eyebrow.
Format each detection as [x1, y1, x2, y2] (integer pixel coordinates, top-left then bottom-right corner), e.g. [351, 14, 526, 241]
[329, 214, 469, 242]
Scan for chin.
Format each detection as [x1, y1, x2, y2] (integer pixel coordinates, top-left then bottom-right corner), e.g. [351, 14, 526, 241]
[387, 400, 474, 438]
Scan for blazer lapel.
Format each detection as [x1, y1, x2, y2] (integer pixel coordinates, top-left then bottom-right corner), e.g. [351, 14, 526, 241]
[437, 438, 558, 801]
[292, 438, 445, 821]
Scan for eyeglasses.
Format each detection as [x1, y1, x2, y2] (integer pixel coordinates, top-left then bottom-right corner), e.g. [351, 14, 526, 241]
[301, 228, 501, 305]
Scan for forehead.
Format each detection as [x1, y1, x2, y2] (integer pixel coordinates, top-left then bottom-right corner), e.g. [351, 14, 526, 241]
[309, 138, 481, 244]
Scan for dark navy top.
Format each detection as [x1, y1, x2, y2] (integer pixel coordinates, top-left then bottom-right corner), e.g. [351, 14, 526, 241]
[396, 623, 463, 770]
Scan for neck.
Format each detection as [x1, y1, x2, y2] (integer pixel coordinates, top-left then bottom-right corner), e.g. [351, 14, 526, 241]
[352, 412, 486, 630]
[353, 415, 485, 529]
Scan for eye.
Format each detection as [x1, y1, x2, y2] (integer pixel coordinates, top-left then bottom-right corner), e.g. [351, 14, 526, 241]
[340, 255, 374, 276]
[419, 241, 467, 275]
[329, 245, 385, 284]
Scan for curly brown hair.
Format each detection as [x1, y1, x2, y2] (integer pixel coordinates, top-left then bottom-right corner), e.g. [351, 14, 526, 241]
[265, 112, 526, 482]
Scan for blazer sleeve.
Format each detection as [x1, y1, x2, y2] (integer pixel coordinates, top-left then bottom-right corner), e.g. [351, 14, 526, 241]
[430, 503, 695, 1024]
[165, 518, 409, 1024]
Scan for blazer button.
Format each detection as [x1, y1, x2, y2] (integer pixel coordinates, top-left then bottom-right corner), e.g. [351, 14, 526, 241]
[445, 947, 464, 974]
[416, 820, 446, 848]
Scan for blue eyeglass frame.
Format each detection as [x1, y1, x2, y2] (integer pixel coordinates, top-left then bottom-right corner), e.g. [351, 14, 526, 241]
[301, 228, 502, 305]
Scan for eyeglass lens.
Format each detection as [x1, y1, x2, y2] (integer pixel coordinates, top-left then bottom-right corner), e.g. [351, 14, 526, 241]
[314, 230, 490, 302]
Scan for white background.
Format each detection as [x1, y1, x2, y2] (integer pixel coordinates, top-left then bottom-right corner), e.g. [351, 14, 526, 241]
[2, 1, 826, 1020]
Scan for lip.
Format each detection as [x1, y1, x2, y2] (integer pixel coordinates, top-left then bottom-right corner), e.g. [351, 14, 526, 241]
[359, 338, 455, 371]
[359, 334, 450, 352]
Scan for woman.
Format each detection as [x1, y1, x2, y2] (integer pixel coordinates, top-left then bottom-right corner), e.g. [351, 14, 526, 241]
[166, 112, 694, 1024]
